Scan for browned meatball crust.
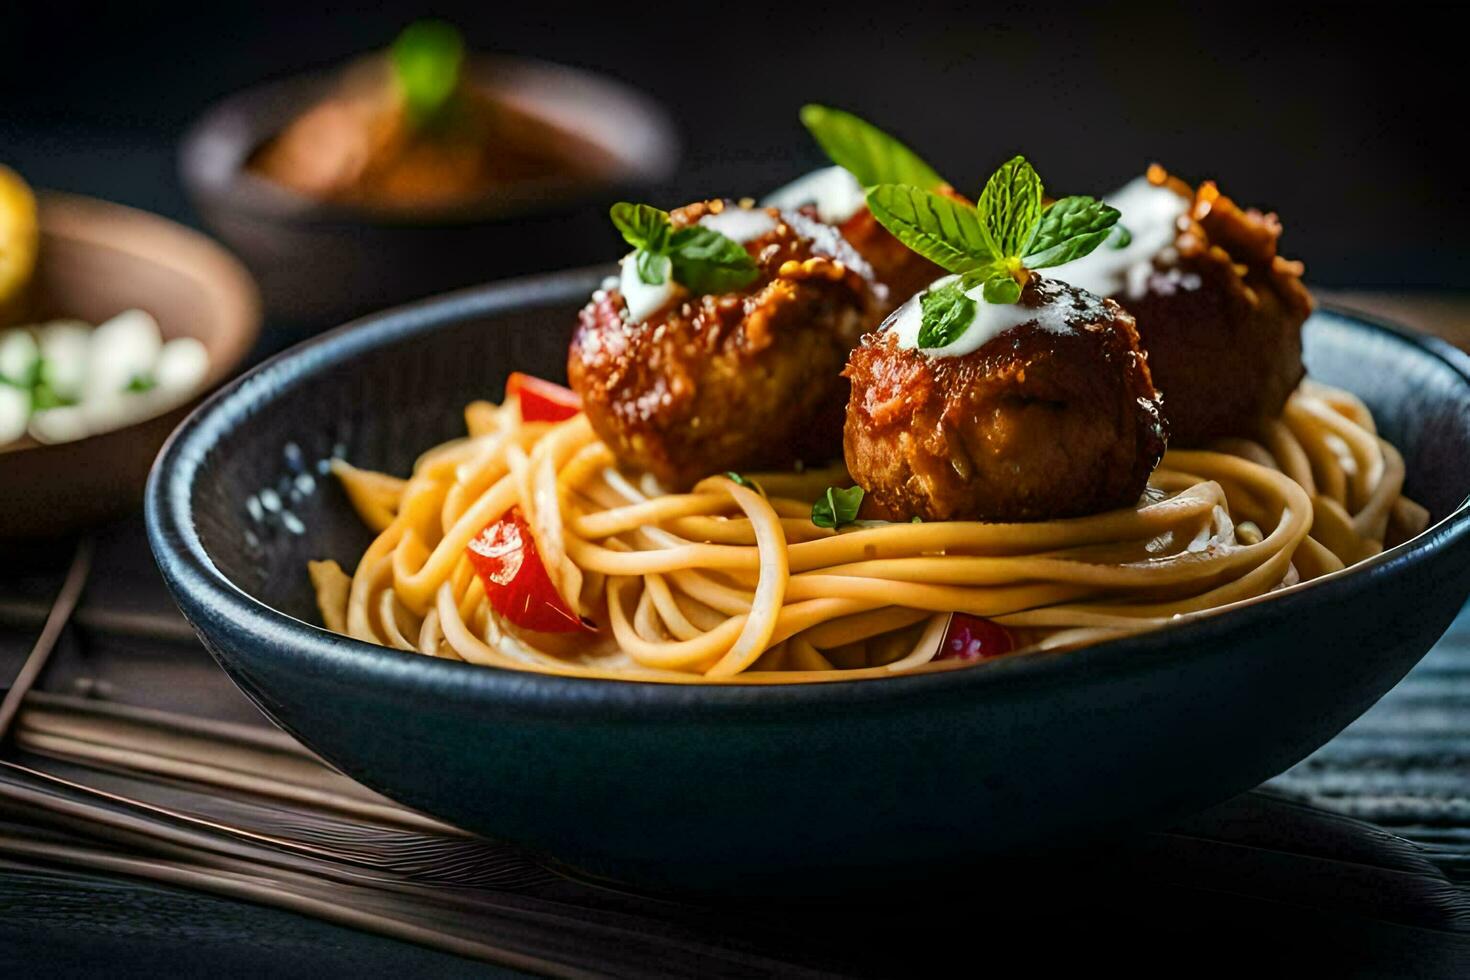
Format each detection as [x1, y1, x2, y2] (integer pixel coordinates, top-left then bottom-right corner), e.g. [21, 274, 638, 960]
[837, 205, 944, 312]
[568, 201, 879, 489]
[1123, 166, 1314, 444]
[844, 276, 1166, 522]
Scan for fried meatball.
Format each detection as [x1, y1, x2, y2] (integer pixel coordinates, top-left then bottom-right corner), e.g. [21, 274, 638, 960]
[764, 166, 953, 313]
[835, 205, 944, 312]
[844, 276, 1166, 522]
[1061, 166, 1313, 444]
[568, 201, 879, 489]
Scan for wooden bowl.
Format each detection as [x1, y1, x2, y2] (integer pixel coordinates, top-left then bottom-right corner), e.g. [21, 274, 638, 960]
[180, 55, 679, 327]
[0, 192, 260, 539]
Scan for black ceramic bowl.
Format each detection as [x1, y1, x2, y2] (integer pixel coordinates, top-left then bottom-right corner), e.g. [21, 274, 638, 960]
[147, 270, 1470, 894]
[180, 57, 678, 327]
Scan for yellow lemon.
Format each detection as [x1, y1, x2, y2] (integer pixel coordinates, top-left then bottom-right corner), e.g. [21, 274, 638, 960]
[0, 164, 40, 326]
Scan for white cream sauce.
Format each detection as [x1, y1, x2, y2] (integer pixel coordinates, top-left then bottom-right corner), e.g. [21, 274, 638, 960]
[885, 274, 1089, 358]
[618, 252, 678, 324]
[697, 206, 778, 244]
[1052, 176, 1192, 300]
[762, 166, 868, 224]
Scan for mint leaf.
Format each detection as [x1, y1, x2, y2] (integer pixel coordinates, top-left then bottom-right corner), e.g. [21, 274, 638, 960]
[1024, 195, 1122, 269]
[917, 280, 976, 349]
[978, 156, 1044, 260]
[799, 105, 945, 190]
[634, 248, 667, 286]
[865, 158, 1121, 306]
[610, 202, 671, 252]
[667, 226, 758, 294]
[812, 485, 865, 529]
[390, 20, 464, 125]
[866, 185, 997, 276]
[1109, 224, 1133, 248]
[981, 276, 1022, 304]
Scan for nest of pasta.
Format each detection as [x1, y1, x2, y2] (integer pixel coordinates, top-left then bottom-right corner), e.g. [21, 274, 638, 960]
[311, 379, 1425, 683]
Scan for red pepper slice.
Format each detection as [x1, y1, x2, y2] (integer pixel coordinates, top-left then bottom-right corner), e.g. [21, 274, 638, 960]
[466, 508, 591, 633]
[506, 372, 580, 423]
[935, 613, 1015, 661]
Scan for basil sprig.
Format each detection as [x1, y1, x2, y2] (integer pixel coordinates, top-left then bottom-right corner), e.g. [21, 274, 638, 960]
[811, 485, 865, 529]
[390, 20, 464, 126]
[609, 203, 759, 295]
[799, 105, 945, 191]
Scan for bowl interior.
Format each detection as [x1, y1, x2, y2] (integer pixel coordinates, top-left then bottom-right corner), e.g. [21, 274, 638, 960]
[179, 272, 1470, 635]
[0, 193, 259, 537]
[26, 193, 259, 371]
[150, 281, 1470, 891]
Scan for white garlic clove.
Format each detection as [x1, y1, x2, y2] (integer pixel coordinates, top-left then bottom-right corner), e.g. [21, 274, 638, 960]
[85, 309, 162, 402]
[0, 383, 30, 444]
[27, 404, 91, 444]
[154, 336, 210, 395]
[0, 328, 39, 386]
[38, 319, 92, 401]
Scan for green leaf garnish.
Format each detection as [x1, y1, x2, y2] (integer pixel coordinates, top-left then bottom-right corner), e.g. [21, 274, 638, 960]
[1024, 195, 1123, 269]
[610, 203, 671, 253]
[864, 185, 996, 278]
[977, 156, 1043, 260]
[390, 20, 465, 126]
[917, 280, 976, 349]
[799, 105, 945, 191]
[667, 226, 758, 294]
[1109, 224, 1133, 249]
[725, 471, 751, 487]
[125, 373, 157, 394]
[981, 276, 1021, 305]
[634, 249, 668, 286]
[866, 155, 1121, 309]
[812, 485, 865, 529]
[608, 203, 759, 297]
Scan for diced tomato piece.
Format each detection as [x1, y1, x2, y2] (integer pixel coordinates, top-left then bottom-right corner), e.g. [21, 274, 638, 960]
[506, 372, 580, 423]
[466, 508, 591, 633]
[935, 613, 1015, 661]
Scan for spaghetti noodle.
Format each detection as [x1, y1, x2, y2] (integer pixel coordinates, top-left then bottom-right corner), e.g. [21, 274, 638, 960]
[309, 379, 1426, 683]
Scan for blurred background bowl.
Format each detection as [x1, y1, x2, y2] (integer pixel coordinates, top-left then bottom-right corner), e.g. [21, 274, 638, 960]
[180, 54, 679, 328]
[0, 192, 259, 540]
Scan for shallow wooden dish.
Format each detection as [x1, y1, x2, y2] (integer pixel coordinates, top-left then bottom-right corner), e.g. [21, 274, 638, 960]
[0, 193, 259, 539]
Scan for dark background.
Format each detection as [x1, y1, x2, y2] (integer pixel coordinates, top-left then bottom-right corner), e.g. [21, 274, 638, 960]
[1, 1, 1462, 289]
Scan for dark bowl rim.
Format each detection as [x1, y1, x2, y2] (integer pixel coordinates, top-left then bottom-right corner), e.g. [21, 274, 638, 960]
[177, 53, 681, 229]
[145, 268, 1470, 714]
